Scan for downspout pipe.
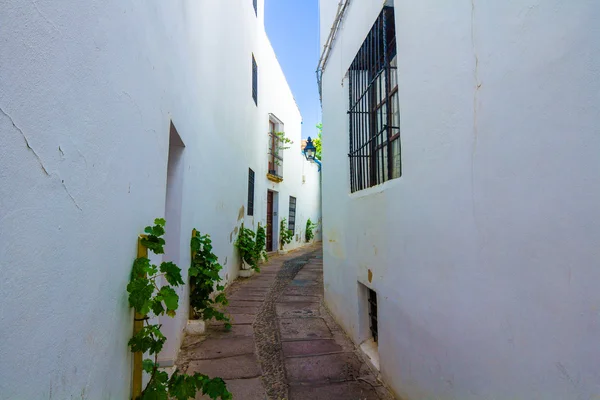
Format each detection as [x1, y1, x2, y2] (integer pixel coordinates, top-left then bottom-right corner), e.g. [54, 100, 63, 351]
[301, 151, 322, 172]
[314, 158, 322, 172]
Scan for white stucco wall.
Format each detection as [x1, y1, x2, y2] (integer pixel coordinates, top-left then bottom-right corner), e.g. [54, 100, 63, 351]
[0, 0, 320, 398]
[320, 0, 600, 399]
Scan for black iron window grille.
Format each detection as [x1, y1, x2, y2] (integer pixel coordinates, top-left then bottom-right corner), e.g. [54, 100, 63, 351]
[252, 54, 258, 106]
[368, 288, 378, 342]
[268, 121, 283, 178]
[253, 0, 257, 16]
[288, 196, 296, 232]
[348, 6, 401, 193]
[247, 168, 255, 215]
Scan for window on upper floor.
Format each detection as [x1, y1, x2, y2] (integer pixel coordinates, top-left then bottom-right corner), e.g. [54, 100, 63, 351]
[252, 54, 258, 106]
[288, 196, 296, 233]
[247, 168, 255, 216]
[253, 0, 257, 16]
[267, 116, 284, 181]
[347, 6, 401, 193]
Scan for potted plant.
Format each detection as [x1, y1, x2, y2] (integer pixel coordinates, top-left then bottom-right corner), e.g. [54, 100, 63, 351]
[305, 218, 316, 243]
[235, 224, 259, 277]
[279, 218, 294, 254]
[255, 223, 268, 266]
[188, 229, 231, 334]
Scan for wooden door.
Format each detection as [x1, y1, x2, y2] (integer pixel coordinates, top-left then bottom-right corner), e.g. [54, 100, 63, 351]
[266, 191, 274, 251]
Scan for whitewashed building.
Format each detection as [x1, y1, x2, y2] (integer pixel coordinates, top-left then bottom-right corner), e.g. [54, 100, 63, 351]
[0, 1, 320, 398]
[319, 1, 600, 399]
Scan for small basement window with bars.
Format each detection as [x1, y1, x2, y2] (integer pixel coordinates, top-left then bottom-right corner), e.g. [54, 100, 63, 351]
[368, 288, 378, 342]
[348, 6, 401, 193]
[288, 196, 296, 233]
[247, 168, 255, 215]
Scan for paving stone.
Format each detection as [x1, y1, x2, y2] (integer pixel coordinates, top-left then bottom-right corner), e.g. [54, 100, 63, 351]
[181, 334, 206, 349]
[282, 285, 323, 297]
[208, 324, 254, 338]
[228, 293, 266, 301]
[279, 295, 321, 302]
[196, 377, 266, 400]
[285, 353, 363, 383]
[276, 301, 320, 318]
[290, 278, 321, 287]
[282, 339, 342, 357]
[279, 318, 332, 340]
[232, 288, 269, 296]
[187, 353, 261, 380]
[289, 381, 381, 400]
[228, 314, 255, 325]
[183, 336, 255, 359]
[226, 305, 261, 314]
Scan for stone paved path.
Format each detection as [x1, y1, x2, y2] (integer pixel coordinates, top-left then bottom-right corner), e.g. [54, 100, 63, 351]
[177, 245, 393, 400]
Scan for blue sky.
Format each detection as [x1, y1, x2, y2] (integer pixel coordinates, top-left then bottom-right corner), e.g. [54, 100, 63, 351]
[265, 0, 321, 139]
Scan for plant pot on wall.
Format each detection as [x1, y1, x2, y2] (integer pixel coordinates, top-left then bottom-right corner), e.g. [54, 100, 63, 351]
[239, 260, 255, 278]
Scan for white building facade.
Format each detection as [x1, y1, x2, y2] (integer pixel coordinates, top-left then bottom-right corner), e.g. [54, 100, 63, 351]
[319, 1, 600, 399]
[0, 1, 320, 398]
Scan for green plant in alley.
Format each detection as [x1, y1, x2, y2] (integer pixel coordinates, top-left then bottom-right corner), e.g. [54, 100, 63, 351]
[273, 131, 293, 166]
[127, 218, 231, 400]
[314, 123, 322, 160]
[189, 230, 231, 330]
[280, 218, 294, 250]
[305, 218, 316, 242]
[235, 224, 260, 272]
[255, 223, 268, 264]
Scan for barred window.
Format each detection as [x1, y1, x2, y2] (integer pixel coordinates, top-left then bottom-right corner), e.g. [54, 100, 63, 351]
[247, 168, 255, 215]
[252, 54, 258, 106]
[348, 7, 400, 193]
[288, 196, 296, 233]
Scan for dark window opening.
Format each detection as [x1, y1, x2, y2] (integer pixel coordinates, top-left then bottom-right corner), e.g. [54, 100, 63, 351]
[288, 196, 296, 233]
[368, 288, 378, 342]
[247, 168, 255, 216]
[348, 6, 401, 193]
[253, 0, 257, 16]
[252, 55, 258, 106]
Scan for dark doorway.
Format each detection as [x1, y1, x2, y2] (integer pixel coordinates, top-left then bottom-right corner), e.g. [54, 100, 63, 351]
[266, 190, 274, 251]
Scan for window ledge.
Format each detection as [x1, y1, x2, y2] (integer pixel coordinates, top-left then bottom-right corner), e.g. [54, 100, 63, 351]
[267, 173, 283, 183]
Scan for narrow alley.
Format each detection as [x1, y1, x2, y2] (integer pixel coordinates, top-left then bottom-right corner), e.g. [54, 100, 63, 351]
[177, 245, 392, 400]
[2, 0, 600, 399]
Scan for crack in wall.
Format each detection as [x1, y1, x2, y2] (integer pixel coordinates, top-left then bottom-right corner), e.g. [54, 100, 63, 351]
[1, 106, 82, 211]
[1, 106, 50, 176]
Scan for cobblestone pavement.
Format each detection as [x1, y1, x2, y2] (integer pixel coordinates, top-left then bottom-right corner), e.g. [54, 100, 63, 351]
[176, 244, 393, 400]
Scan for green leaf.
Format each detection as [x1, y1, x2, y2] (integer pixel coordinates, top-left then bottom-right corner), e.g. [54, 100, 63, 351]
[168, 371, 198, 400]
[142, 359, 157, 374]
[151, 299, 165, 316]
[160, 262, 184, 286]
[200, 376, 232, 400]
[154, 218, 166, 227]
[127, 278, 154, 314]
[159, 286, 179, 313]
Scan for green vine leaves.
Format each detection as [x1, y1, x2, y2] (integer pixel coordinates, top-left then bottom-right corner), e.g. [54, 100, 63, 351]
[189, 230, 231, 330]
[235, 223, 267, 272]
[127, 219, 231, 400]
[280, 218, 294, 249]
[305, 218, 316, 242]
